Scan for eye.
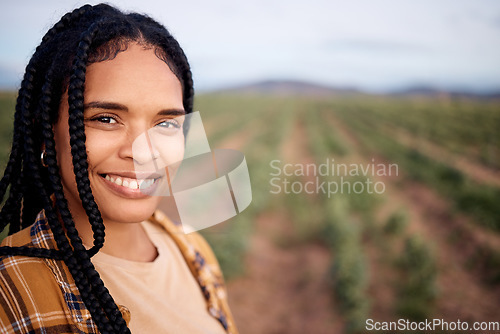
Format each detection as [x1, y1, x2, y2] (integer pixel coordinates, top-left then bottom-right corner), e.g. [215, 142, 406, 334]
[95, 116, 118, 124]
[156, 119, 181, 129]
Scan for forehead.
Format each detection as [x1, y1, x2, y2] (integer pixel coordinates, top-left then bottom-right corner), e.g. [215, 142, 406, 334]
[83, 43, 183, 109]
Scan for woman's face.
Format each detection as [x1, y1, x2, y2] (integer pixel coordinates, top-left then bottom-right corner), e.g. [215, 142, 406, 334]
[54, 43, 185, 226]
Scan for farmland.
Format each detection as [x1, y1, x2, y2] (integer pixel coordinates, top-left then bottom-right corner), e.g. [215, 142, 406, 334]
[1, 91, 499, 333]
[195, 92, 500, 333]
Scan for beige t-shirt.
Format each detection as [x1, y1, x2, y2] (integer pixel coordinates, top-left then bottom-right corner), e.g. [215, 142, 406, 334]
[90, 220, 226, 334]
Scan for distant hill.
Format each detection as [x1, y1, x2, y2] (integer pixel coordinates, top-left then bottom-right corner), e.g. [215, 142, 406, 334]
[213, 80, 361, 96]
[390, 86, 500, 99]
[211, 80, 500, 99]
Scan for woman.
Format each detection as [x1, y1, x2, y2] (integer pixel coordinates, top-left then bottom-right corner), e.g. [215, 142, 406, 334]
[0, 4, 237, 333]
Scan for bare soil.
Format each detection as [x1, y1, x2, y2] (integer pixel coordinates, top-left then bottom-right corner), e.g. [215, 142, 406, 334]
[227, 212, 344, 334]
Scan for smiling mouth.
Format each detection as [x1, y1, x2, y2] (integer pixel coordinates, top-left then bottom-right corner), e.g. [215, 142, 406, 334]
[100, 174, 161, 190]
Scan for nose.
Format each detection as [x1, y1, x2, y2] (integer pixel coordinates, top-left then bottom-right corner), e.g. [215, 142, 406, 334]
[129, 131, 160, 166]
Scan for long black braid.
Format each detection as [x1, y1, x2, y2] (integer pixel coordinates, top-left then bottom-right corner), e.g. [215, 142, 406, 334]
[0, 4, 194, 333]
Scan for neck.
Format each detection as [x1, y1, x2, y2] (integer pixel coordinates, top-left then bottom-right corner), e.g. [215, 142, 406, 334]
[75, 217, 158, 262]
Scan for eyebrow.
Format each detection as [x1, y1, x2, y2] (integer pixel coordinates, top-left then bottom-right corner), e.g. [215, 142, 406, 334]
[84, 101, 186, 116]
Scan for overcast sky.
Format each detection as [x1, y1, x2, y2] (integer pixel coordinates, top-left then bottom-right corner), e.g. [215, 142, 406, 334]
[1, 0, 500, 92]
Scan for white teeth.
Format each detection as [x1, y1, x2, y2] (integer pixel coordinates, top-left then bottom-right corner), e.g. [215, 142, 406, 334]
[139, 178, 154, 189]
[105, 174, 154, 190]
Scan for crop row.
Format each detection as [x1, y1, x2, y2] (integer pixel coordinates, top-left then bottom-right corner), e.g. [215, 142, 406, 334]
[197, 95, 297, 278]
[304, 99, 439, 328]
[324, 96, 500, 169]
[328, 104, 500, 232]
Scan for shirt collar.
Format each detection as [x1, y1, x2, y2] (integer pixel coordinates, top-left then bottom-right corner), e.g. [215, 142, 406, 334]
[30, 209, 59, 250]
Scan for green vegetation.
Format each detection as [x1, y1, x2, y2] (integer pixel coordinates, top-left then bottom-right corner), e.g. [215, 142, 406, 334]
[302, 104, 373, 332]
[384, 209, 408, 235]
[326, 96, 500, 169]
[0, 92, 16, 171]
[329, 98, 500, 231]
[195, 94, 297, 278]
[0, 90, 498, 328]
[324, 197, 370, 333]
[396, 235, 438, 321]
[304, 103, 350, 157]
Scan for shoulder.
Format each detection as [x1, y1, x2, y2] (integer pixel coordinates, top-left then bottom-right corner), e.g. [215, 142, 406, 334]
[0, 224, 49, 284]
[150, 210, 239, 333]
[0, 222, 56, 285]
[185, 230, 223, 276]
[1, 210, 58, 251]
[0, 247, 61, 312]
[0, 225, 98, 333]
[0, 223, 33, 248]
[150, 210, 223, 275]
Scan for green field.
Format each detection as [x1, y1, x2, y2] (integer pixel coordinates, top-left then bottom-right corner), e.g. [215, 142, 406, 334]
[1, 91, 499, 333]
[196, 93, 500, 332]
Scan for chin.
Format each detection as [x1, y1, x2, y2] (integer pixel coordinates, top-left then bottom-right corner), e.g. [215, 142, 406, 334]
[101, 201, 159, 224]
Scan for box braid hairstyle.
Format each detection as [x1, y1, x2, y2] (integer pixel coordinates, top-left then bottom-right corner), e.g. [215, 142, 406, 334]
[0, 3, 193, 333]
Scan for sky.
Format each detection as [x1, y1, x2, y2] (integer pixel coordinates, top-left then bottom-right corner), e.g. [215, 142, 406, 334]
[1, 0, 500, 92]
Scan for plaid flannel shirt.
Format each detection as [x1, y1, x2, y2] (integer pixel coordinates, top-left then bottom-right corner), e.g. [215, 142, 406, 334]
[0, 210, 237, 334]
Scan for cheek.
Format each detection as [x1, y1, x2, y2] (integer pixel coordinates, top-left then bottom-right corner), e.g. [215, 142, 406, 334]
[85, 130, 121, 165]
[147, 132, 185, 168]
[167, 136, 185, 163]
[160, 137, 185, 174]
